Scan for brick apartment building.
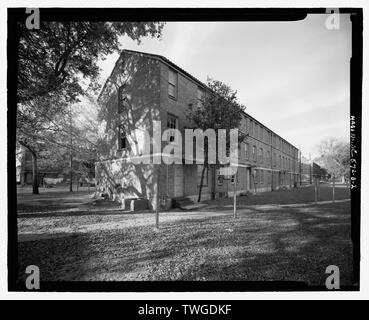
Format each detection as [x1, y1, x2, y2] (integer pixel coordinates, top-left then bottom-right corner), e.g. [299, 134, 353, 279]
[300, 157, 326, 185]
[96, 50, 300, 209]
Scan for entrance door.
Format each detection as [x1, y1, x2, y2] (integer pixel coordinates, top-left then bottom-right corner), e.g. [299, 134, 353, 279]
[174, 165, 184, 197]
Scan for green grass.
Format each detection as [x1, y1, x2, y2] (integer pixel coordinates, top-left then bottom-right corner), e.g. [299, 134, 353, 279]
[18, 201, 353, 284]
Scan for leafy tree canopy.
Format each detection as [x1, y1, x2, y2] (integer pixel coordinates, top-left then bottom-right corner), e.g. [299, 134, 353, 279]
[18, 21, 165, 104]
[315, 137, 350, 179]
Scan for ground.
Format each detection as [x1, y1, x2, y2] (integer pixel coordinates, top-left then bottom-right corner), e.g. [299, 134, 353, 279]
[16, 185, 352, 284]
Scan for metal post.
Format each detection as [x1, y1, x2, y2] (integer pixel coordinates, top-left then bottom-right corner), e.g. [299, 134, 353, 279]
[314, 179, 317, 204]
[299, 148, 302, 186]
[233, 173, 237, 219]
[155, 166, 160, 230]
[332, 174, 335, 203]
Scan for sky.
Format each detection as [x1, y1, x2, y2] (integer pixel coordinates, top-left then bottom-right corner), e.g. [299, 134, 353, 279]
[98, 14, 352, 159]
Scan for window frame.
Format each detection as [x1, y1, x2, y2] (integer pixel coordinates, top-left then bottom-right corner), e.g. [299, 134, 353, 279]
[118, 84, 126, 114]
[166, 113, 179, 143]
[245, 142, 249, 160]
[118, 124, 128, 150]
[168, 68, 178, 100]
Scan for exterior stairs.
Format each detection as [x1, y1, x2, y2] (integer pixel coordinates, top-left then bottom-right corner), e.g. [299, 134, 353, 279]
[172, 196, 207, 211]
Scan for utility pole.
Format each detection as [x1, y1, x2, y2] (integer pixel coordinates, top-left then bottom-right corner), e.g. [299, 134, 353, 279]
[270, 132, 274, 191]
[332, 173, 336, 203]
[155, 165, 160, 230]
[299, 146, 301, 187]
[309, 152, 313, 184]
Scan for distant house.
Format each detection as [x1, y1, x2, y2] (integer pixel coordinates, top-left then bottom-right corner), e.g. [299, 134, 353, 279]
[96, 50, 300, 209]
[301, 157, 325, 184]
[16, 147, 63, 185]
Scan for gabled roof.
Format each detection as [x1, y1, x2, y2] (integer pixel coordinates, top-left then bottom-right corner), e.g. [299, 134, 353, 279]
[123, 49, 208, 88]
[98, 49, 207, 102]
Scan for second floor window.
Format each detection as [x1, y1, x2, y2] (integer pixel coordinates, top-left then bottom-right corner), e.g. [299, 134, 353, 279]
[168, 69, 177, 99]
[197, 87, 204, 108]
[118, 85, 126, 113]
[252, 145, 256, 161]
[245, 143, 249, 159]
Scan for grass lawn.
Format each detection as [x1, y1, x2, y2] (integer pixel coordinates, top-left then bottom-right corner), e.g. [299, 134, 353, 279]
[202, 185, 350, 209]
[17, 200, 353, 285]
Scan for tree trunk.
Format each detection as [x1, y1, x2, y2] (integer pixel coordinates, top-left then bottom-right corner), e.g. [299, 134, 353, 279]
[19, 142, 39, 195]
[31, 151, 39, 195]
[211, 165, 216, 200]
[197, 164, 206, 202]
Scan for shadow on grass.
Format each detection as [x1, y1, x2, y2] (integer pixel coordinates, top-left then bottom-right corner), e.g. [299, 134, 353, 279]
[17, 202, 353, 284]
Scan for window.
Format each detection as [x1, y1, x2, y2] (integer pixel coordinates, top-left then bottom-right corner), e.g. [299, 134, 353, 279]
[260, 170, 264, 185]
[279, 155, 281, 167]
[168, 69, 177, 99]
[118, 125, 127, 149]
[250, 121, 254, 137]
[267, 150, 270, 165]
[245, 143, 249, 159]
[259, 148, 263, 163]
[197, 87, 204, 107]
[252, 145, 257, 161]
[273, 153, 276, 167]
[118, 85, 126, 113]
[217, 169, 224, 186]
[167, 113, 178, 142]
[197, 165, 208, 187]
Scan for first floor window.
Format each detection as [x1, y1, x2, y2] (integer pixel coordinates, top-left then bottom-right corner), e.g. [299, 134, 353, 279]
[118, 125, 127, 149]
[217, 169, 223, 186]
[167, 113, 178, 142]
[260, 170, 264, 184]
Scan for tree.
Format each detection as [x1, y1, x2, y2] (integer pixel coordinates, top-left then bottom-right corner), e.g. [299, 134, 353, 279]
[315, 138, 350, 182]
[186, 78, 247, 202]
[16, 21, 165, 194]
[18, 22, 165, 104]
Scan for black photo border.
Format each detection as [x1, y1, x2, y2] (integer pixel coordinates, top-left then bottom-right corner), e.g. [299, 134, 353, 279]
[7, 7, 362, 292]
